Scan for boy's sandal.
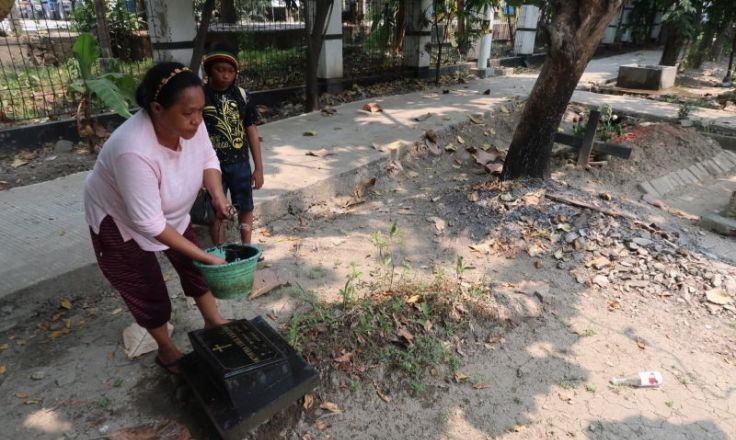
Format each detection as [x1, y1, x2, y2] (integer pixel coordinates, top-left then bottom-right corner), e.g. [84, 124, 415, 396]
[155, 356, 182, 376]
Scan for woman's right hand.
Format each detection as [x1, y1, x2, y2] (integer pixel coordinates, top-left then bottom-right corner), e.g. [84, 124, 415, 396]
[203, 253, 227, 265]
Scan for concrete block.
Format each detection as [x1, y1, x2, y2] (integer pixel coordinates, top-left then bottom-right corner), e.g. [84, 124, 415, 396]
[649, 176, 673, 195]
[694, 163, 711, 179]
[687, 164, 708, 181]
[717, 152, 736, 170]
[667, 172, 684, 189]
[700, 213, 736, 237]
[638, 181, 658, 196]
[616, 64, 677, 90]
[702, 160, 722, 176]
[712, 153, 732, 173]
[676, 169, 697, 185]
[470, 67, 493, 78]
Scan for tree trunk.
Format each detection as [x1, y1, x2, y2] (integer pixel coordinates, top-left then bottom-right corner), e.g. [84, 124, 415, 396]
[394, 0, 406, 53]
[190, 0, 216, 71]
[689, 20, 717, 68]
[659, 23, 683, 66]
[94, 0, 113, 67]
[502, 0, 625, 180]
[305, 0, 333, 112]
[221, 0, 237, 23]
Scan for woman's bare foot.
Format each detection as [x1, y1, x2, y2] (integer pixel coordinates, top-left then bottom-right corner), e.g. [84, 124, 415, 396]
[204, 316, 230, 328]
[156, 345, 183, 375]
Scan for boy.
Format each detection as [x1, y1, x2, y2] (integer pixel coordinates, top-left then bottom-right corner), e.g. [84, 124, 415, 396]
[202, 43, 264, 245]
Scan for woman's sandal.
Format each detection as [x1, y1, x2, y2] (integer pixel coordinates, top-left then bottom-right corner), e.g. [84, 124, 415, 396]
[155, 356, 182, 376]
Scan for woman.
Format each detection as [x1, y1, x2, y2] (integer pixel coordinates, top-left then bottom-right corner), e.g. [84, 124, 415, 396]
[84, 62, 232, 374]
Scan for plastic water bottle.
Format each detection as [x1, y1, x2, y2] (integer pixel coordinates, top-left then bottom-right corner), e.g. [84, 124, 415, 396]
[610, 371, 663, 387]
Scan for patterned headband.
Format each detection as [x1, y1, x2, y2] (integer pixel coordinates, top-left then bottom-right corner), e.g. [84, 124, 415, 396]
[153, 67, 191, 102]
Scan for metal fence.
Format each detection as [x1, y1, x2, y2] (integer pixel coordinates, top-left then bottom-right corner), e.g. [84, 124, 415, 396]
[206, 0, 307, 91]
[0, 0, 151, 123]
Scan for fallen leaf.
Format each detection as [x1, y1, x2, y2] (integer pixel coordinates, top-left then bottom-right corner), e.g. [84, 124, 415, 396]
[414, 113, 432, 122]
[407, 170, 420, 179]
[306, 148, 334, 158]
[111, 308, 122, 316]
[484, 163, 503, 175]
[15, 392, 29, 399]
[302, 130, 318, 136]
[334, 351, 353, 363]
[429, 216, 447, 232]
[303, 393, 315, 410]
[425, 138, 441, 156]
[267, 311, 278, 321]
[527, 244, 543, 257]
[249, 269, 290, 299]
[362, 102, 382, 113]
[472, 383, 491, 389]
[0, 343, 8, 352]
[586, 257, 610, 269]
[511, 424, 527, 433]
[314, 420, 329, 431]
[11, 158, 29, 168]
[0, 365, 6, 375]
[454, 371, 469, 383]
[396, 327, 414, 344]
[468, 114, 483, 124]
[607, 300, 622, 311]
[373, 382, 391, 402]
[706, 288, 732, 305]
[444, 143, 456, 152]
[469, 243, 488, 254]
[24, 399, 41, 405]
[352, 177, 377, 199]
[558, 389, 574, 402]
[599, 192, 612, 201]
[407, 295, 421, 304]
[320, 401, 342, 413]
[60, 298, 72, 310]
[424, 129, 438, 143]
[636, 337, 646, 350]
[456, 135, 465, 144]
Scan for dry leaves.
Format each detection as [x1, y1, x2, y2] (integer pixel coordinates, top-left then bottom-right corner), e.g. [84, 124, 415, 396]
[60, 298, 72, 310]
[302, 130, 318, 137]
[0, 365, 6, 375]
[706, 288, 732, 305]
[306, 148, 334, 158]
[333, 351, 353, 363]
[373, 381, 391, 402]
[314, 420, 329, 431]
[636, 337, 647, 350]
[303, 393, 315, 410]
[396, 327, 414, 345]
[453, 371, 469, 383]
[607, 300, 622, 311]
[362, 102, 382, 113]
[414, 113, 432, 122]
[320, 401, 342, 413]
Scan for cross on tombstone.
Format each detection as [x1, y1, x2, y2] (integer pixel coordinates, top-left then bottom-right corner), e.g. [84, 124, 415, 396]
[552, 110, 632, 167]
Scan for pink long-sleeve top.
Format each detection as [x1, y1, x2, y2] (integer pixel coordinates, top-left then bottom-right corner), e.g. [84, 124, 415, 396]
[84, 110, 220, 252]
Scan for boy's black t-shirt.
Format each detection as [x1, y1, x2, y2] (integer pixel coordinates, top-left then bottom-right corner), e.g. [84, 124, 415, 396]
[203, 84, 260, 165]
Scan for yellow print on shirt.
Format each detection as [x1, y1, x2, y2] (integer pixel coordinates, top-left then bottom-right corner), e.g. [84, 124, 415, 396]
[204, 95, 244, 150]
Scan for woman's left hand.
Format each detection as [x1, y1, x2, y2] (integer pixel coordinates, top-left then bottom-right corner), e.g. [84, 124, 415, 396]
[212, 195, 236, 220]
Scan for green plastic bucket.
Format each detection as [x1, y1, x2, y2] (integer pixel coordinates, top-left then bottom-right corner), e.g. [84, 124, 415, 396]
[194, 244, 262, 300]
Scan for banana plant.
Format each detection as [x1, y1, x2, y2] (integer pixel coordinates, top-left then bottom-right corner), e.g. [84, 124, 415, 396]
[69, 33, 135, 152]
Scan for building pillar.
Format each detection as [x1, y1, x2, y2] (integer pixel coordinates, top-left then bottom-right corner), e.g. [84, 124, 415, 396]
[403, 0, 432, 76]
[602, 10, 621, 44]
[513, 5, 539, 56]
[146, 0, 196, 64]
[619, 2, 633, 43]
[471, 5, 495, 77]
[650, 11, 663, 41]
[318, 0, 343, 80]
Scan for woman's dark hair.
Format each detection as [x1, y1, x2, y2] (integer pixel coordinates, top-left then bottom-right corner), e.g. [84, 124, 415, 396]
[135, 62, 203, 110]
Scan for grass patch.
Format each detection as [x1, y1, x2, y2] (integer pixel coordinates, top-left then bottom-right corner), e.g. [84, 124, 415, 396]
[283, 274, 503, 395]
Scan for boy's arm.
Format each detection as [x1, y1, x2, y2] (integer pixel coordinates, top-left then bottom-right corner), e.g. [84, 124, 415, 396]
[247, 125, 264, 189]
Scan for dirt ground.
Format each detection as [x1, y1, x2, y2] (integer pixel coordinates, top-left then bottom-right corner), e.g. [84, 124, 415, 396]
[0, 106, 735, 439]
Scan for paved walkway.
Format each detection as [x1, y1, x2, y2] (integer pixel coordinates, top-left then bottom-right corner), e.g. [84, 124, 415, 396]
[3, 49, 734, 298]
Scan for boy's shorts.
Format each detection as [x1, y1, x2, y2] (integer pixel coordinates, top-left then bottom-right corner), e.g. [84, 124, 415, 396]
[221, 161, 254, 213]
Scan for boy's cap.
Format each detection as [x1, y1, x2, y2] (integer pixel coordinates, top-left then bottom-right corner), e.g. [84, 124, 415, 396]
[203, 43, 238, 71]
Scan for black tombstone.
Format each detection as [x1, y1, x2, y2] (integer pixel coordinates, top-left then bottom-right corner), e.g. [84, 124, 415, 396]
[179, 317, 319, 440]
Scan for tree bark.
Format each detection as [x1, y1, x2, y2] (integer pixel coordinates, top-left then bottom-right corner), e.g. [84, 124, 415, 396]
[94, 0, 113, 68]
[305, 0, 333, 112]
[501, 0, 625, 180]
[221, 0, 237, 23]
[394, 0, 406, 53]
[659, 23, 683, 66]
[190, 0, 216, 71]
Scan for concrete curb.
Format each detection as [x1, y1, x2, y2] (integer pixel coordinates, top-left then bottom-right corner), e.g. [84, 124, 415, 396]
[638, 150, 736, 199]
